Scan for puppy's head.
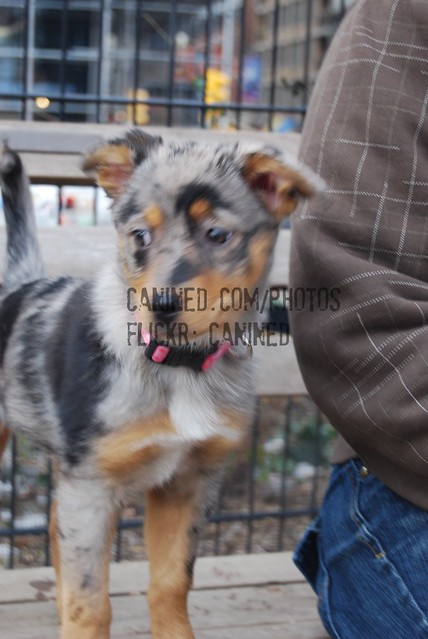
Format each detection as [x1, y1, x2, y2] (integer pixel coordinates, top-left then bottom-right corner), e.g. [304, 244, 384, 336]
[84, 129, 321, 344]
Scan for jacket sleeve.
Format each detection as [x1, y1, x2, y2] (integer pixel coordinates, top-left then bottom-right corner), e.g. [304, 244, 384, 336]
[289, 0, 428, 509]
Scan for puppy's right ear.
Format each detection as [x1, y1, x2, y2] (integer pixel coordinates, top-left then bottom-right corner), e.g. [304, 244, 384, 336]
[82, 129, 162, 199]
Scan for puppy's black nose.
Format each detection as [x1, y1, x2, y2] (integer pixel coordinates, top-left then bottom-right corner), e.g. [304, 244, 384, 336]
[152, 290, 182, 322]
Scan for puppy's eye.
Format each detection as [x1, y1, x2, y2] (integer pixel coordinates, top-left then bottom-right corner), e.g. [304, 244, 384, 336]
[206, 227, 233, 245]
[133, 229, 153, 248]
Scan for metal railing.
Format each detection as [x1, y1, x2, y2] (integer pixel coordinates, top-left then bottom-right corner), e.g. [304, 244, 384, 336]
[0, 395, 335, 568]
[0, 0, 350, 129]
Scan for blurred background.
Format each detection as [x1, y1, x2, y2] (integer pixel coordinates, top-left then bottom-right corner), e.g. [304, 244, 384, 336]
[0, 0, 355, 227]
[0, 0, 354, 130]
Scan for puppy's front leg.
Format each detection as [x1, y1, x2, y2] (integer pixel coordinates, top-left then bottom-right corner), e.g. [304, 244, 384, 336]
[144, 436, 243, 639]
[144, 477, 205, 639]
[55, 474, 119, 639]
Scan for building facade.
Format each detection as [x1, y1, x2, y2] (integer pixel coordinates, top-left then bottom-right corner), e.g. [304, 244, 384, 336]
[253, 0, 354, 130]
[0, 0, 350, 128]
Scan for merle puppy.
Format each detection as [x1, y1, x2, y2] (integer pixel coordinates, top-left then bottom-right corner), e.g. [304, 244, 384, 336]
[0, 131, 320, 639]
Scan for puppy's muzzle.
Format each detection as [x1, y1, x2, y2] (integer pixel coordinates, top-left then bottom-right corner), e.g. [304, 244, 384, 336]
[152, 290, 182, 323]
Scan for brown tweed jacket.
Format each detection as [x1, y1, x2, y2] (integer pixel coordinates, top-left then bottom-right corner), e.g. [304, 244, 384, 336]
[290, 0, 428, 509]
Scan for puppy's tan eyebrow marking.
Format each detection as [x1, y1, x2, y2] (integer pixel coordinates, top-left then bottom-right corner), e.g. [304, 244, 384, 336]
[144, 205, 164, 229]
[176, 182, 227, 217]
[188, 198, 212, 222]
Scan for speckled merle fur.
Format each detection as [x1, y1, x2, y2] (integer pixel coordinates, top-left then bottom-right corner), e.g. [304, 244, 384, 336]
[0, 133, 320, 639]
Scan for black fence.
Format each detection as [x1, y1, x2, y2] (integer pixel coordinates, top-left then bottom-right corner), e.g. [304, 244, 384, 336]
[0, 395, 335, 569]
[0, 0, 350, 130]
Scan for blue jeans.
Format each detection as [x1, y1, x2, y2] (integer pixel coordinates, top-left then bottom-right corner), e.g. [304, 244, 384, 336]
[293, 459, 428, 639]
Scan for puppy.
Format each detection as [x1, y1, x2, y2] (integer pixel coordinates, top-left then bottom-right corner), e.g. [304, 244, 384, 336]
[0, 131, 319, 639]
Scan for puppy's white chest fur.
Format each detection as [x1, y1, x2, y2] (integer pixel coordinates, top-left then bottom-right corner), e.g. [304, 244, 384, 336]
[96, 371, 242, 492]
[169, 372, 242, 443]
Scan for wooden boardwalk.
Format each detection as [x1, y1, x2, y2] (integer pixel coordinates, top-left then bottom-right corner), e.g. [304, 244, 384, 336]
[0, 552, 328, 639]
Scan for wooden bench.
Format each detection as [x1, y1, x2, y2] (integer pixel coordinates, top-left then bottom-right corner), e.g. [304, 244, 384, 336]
[0, 121, 301, 186]
[0, 551, 328, 639]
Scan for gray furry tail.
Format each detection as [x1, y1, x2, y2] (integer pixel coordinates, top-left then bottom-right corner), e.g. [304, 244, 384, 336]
[0, 144, 44, 293]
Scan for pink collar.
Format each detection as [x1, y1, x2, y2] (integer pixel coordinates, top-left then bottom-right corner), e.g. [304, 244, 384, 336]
[140, 326, 231, 373]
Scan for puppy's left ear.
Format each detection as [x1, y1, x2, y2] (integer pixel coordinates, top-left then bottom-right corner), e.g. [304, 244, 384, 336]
[242, 151, 322, 222]
[82, 129, 162, 199]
